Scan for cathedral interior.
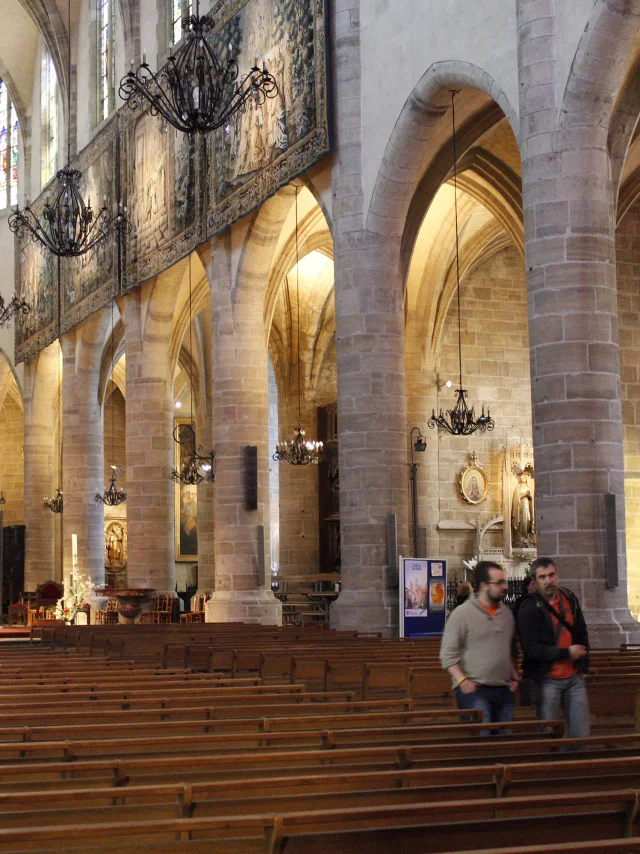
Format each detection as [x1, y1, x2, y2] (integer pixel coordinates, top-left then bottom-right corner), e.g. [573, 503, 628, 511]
[1, 1, 640, 851]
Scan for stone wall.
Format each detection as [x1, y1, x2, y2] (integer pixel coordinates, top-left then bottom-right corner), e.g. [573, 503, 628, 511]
[0, 395, 24, 526]
[426, 244, 532, 575]
[616, 198, 640, 619]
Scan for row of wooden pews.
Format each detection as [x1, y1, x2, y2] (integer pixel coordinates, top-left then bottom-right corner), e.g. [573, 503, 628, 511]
[0, 624, 638, 851]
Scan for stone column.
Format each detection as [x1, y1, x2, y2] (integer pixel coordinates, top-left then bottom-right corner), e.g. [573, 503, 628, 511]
[329, 0, 409, 635]
[204, 231, 281, 624]
[123, 283, 176, 593]
[60, 315, 107, 588]
[518, 0, 634, 643]
[22, 343, 58, 589]
[195, 343, 215, 593]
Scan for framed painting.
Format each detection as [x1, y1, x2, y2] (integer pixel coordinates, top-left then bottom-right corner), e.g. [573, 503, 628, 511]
[459, 451, 489, 505]
[174, 418, 198, 560]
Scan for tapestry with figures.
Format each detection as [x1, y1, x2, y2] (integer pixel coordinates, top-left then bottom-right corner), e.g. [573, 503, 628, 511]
[14, 0, 329, 364]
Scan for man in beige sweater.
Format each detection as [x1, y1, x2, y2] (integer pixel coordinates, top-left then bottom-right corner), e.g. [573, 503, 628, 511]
[440, 561, 520, 730]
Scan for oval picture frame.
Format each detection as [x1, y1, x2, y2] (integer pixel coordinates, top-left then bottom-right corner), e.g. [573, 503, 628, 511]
[459, 454, 489, 505]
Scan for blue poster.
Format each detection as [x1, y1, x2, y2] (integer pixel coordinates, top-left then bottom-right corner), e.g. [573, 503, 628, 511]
[399, 557, 447, 638]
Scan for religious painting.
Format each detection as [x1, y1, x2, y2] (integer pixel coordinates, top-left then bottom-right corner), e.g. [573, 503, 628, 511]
[14, 204, 57, 363]
[206, 0, 330, 233]
[174, 417, 198, 560]
[459, 451, 489, 505]
[121, 106, 203, 288]
[61, 116, 119, 333]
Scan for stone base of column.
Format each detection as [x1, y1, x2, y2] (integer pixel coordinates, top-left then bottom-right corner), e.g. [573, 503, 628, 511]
[586, 608, 640, 648]
[204, 590, 282, 625]
[330, 589, 399, 637]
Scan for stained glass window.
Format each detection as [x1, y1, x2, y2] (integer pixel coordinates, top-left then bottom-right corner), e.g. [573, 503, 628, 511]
[0, 81, 7, 210]
[41, 50, 58, 187]
[172, 0, 191, 45]
[10, 107, 19, 207]
[99, 0, 114, 122]
[0, 79, 19, 210]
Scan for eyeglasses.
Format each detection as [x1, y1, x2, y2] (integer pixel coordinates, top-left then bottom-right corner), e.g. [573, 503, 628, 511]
[487, 579, 508, 586]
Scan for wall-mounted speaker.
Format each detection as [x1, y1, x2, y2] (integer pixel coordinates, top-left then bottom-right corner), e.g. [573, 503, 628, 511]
[245, 445, 258, 511]
[604, 492, 619, 589]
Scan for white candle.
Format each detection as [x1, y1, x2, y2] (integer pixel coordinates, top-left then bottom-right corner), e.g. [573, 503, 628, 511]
[71, 534, 78, 569]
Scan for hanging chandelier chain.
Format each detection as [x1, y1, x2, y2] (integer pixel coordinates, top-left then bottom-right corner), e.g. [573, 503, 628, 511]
[295, 186, 301, 429]
[426, 90, 495, 438]
[273, 184, 323, 467]
[451, 90, 463, 390]
[67, 0, 71, 165]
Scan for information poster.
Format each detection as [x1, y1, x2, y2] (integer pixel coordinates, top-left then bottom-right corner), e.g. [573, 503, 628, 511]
[399, 557, 447, 637]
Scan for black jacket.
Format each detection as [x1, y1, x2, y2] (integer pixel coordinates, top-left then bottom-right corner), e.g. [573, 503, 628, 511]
[516, 588, 590, 683]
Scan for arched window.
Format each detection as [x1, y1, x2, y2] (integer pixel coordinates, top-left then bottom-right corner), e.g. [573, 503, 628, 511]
[172, 0, 191, 45]
[0, 79, 19, 210]
[41, 50, 58, 187]
[98, 0, 115, 122]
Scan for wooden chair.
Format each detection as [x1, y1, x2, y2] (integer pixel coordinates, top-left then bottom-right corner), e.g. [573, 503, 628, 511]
[149, 594, 173, 624]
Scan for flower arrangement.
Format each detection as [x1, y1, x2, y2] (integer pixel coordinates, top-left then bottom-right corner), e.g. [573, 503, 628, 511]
[55, 571, 96, 624]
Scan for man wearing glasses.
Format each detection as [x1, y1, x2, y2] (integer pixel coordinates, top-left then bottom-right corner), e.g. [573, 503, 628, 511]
[440, 561, 520, 728]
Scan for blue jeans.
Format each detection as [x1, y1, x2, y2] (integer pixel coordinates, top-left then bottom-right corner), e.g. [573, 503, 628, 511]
[454, 684, 515, 735]
[537, 673, 591, 740]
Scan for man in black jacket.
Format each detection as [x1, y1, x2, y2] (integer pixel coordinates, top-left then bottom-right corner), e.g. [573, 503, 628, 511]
[516, 557, 590, 739]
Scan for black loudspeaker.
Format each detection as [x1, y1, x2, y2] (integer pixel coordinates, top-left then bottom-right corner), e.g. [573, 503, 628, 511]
[604, 492, 618, 589]
[244, 445, 258, 511]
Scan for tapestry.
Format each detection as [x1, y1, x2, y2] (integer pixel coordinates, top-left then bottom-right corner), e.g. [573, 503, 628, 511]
[206, 0, 330, 233]
[61, 116, 120, 334]
[14, 188, 58, 363]
[14, 0, 329, 363]
[120, 108, 204, 288]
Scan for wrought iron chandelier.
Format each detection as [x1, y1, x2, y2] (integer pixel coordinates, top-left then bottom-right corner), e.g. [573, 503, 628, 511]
[170, 255, 215, 485]
[8, 0, 128, 257]
[95, 300, 127, 506]
[170, 421, 215, 485]
[273, 187, 323, 466]
[95, 466, 126, 507]
[0, 294, 29, 328]
[118, 0, 278, 135]
[428, 91, 494, 437]
[44, 488, 63, 514]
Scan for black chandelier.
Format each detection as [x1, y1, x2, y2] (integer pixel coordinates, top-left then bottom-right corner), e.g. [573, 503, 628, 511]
[428, 91, 494, 437]
[119, 0, 278, 135]
[0, 294, 29, 328]
[8, 0, 128, 256]
[9, 170, 129, 258]
[273, 187, 323, 466]
[44, 488, 63, 514]
[170, 421, 215, 485]
[170, 255, 215, 485]
[95, 466, 127, 507]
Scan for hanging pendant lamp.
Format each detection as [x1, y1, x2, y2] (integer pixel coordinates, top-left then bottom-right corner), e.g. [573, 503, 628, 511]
[428, 91, 495, 437]
[170, 255, 215, 485]
[95, 300, 126, 506]
[9, 0, 129, 256]
[119, 0, 278, 135]
[273, 187, 323, 466]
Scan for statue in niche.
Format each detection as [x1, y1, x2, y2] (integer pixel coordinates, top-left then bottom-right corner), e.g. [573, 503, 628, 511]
[511, 464, 535, 547]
